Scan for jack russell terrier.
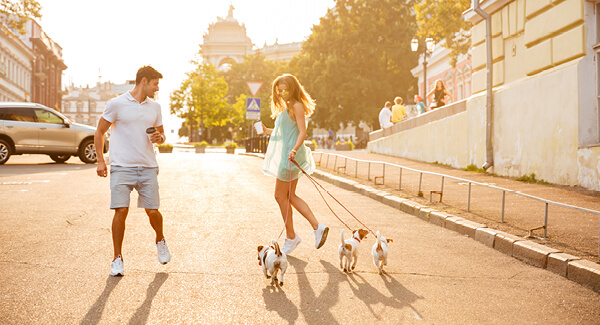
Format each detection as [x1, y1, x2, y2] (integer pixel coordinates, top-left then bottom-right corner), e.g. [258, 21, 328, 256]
[371, 230, 393, 274]
[338, 229, 369, 273]
[257, 239, 288, 286]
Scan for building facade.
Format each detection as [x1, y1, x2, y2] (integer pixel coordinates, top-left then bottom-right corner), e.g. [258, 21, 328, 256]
[0, 23, 34, 101]
[62, 81, 134, 127]
[0, 20, 66, 109]
[201, 6, 302, 71]
[370, 0, 600, 191]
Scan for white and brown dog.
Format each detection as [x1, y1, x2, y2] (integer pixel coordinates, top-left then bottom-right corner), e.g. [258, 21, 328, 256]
[372, 231, 393, 274]
[338, 229, 369, 273]
[257, 239, 288, 286]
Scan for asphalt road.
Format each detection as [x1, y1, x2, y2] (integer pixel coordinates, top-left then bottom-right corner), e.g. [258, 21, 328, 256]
[1, 152, 599, 324]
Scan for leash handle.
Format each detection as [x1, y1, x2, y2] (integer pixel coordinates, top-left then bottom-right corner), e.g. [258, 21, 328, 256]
[290, 159, 375, 236]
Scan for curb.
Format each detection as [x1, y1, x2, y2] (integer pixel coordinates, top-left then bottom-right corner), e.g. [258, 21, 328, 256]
[310, 169, 600, 293]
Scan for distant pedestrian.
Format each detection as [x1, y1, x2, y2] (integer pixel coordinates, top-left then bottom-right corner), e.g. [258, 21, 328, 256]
[391, 97, 407, 123]
[94, 65, 171, 277]
[427, 79, 452, 110]
[256, 74, 329, 255]
[414, 95, 427, 115]
[379, 101, 393, 129]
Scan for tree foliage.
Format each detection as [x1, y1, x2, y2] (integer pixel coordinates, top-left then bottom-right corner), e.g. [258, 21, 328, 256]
[0, 0, 41, 34]
[170, 63, 230, 142]
[222, 53, 285, 129]
[414, 0, 472, 66]
[289, 0, 418, 130]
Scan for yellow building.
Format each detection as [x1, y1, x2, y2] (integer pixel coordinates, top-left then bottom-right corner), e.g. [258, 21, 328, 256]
[369, 0, 600, 190]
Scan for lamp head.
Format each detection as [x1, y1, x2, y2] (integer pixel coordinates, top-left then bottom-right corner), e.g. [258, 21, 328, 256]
[425, 38, 435, 52]
[411, 38, 418, 52]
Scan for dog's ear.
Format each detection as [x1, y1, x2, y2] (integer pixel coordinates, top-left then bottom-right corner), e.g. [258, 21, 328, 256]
[386, 239, 393, 243]
[359, 229, 369, 239]
[258, 245, 264, 252]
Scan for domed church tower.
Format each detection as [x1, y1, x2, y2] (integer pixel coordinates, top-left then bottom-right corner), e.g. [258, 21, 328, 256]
[201, 5, 253, 71]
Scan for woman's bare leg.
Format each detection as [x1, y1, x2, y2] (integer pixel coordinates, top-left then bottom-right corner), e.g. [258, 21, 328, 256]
[288, 179, 319, 230]
[275, 178, 296, 239]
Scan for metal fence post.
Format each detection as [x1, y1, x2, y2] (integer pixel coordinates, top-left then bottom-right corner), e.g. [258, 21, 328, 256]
[544, 203, 549, 237]
[368, 162, 371, 181]
[382, 163, 385, 185]
[467, 183, 472, 212]
[355, 160, 358, 178]
[501, 191, 506, 223]
[418, 173, 422, 194]
[399, 168, 402, 190]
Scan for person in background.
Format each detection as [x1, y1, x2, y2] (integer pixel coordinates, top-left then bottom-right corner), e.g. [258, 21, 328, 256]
[378, 101, 393, 129]
[391, 97, 407, 123]
[427, 79, 452, 110]
[414, 95, 427, 115]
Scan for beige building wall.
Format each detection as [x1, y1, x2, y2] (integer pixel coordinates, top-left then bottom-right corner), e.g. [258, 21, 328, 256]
[369, 0, 600, 190]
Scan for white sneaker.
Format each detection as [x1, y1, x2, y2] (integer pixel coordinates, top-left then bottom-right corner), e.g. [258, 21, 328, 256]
[314, 224, 329, 249]
[281, 235, 302, 255]
[156, 238, 171, 265]
[110, 255, 124, 276]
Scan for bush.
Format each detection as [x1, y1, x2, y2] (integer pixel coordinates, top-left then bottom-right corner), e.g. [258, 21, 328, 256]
[194, 141, 209, 147]
[225, 141, 237, 148]
[158, 143, 173, 148]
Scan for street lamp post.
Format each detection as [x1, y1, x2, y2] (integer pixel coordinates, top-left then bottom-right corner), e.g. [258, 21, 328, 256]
[411, 37, 435, 106]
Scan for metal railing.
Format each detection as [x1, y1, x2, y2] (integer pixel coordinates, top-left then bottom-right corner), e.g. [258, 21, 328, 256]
[245, 136, 269, 154]
[313, 152, 600, 257]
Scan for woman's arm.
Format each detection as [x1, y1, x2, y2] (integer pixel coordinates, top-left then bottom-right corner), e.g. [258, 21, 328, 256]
[262, 123, 273, 136]
[426, 88, 435, 102]
[445, 89, 453, 102]
[289, 102, 307, 161]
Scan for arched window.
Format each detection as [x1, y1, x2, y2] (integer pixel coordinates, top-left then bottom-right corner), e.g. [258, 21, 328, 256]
[76, 101, 83, 113]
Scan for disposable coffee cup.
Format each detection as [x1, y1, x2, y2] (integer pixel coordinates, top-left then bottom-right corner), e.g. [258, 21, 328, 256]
[254, 122, 263, 134]
[146, 127, 156, 141]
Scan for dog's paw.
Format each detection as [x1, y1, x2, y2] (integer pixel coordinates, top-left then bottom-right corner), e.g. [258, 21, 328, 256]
[266, 275, 271, 279]
[278, 281, 284, 286]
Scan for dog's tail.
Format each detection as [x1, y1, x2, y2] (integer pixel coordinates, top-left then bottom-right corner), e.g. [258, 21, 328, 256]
[341, 229, 346, 246]
[272, 239, 282, 257]
[376, 230, 382, 250]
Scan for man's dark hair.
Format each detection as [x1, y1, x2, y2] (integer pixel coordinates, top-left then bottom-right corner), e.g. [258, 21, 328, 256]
[136, 66, 163, 85]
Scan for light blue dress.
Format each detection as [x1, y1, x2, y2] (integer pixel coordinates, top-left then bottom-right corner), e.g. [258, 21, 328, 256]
[262, 109, 315, 181]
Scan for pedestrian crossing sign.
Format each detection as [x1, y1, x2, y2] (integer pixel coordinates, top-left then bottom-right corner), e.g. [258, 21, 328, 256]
[246, 97, 261, 120]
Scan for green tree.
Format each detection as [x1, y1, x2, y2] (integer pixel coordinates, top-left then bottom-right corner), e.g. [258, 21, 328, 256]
[414, 0, 472, 66]
[0, 0, 41, 34]
[289, 0, 418, 130]
[223, 53, 284, 129]
[170, 63, 230, 142]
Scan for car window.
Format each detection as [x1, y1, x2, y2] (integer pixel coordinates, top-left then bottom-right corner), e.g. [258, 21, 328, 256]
[34, 109, 64, 124]
[0, 107, 36, 122]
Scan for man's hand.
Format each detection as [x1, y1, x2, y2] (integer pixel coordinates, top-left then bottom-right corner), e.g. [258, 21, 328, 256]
[150, 131, 164, 144]
[97, 161, 107, 177]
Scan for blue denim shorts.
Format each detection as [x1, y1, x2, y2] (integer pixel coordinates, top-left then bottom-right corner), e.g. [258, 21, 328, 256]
[110, 166, 159, 209]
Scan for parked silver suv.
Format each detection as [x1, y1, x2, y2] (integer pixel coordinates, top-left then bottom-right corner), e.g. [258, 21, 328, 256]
[0, 102, 108, 164]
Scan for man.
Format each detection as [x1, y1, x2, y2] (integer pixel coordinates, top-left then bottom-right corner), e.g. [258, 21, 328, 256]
[391, 97, 407, 123]
[94, 65, 170, 276]
[378, 101, 393, 129]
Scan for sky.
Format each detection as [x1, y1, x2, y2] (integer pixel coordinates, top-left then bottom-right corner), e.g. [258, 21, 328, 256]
[36, 0, 335, 135]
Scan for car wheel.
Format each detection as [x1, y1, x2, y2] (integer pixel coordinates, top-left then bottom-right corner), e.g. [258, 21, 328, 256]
[78, 139, 97, 164]
[0, 139, 11, 165]
[49, 154, 71, 163]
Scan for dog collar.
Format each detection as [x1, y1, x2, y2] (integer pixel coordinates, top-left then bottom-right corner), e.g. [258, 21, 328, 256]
[353, 235, 361, 243]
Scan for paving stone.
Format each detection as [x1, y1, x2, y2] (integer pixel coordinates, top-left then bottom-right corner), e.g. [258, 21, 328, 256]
[429, 211, 449, 227]
[547, 253, 580, 277]
[455, 220, 486, 238]
[567, 259, 600, 293]
[513, 240, 561, 268]
[444, 216, 466, 233]
[493, 231, 525, 256]
[475, 228, 497, 248]
[418, 208, 432, 222]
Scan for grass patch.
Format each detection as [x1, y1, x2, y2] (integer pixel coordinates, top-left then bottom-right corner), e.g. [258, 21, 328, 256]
[516, 173, 550, 185]
[432, 161, 451, 168]
[463, 164, 486, 173]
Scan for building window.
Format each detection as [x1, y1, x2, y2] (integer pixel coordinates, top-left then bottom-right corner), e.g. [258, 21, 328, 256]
[89, 101, 97, 112]
[76, 101, 83, 112]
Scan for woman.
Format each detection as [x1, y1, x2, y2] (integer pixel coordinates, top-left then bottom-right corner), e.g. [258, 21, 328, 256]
[257, 74, 329, 255]
[427, 79, 452, 110]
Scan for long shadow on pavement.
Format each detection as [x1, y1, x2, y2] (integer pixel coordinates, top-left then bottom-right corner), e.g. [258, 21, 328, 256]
[128, 272, 169, 325]
[80, 276, 123, 325]
[346, 272, 423, 320]
[293, 257, 344, 325]
[262, 285, 299, 324]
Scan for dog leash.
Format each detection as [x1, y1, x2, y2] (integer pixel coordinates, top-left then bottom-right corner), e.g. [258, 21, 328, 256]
[290, 159, 376, 236]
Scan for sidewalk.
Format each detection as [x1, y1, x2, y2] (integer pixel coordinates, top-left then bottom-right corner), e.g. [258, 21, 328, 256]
[311, 149, 600, 264]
